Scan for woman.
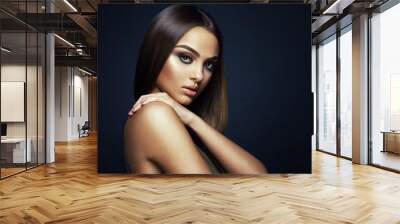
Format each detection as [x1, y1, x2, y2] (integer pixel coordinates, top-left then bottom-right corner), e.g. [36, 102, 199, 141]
[124, 5, 267, 174]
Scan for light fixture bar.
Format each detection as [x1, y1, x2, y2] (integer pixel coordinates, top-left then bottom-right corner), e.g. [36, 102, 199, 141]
[63, 0, 78, 12]
[1, 47, 11, 53]
[54, 34, 75, 48]
[323, 0, 342, 14]
[322, 0, 354, 15]
[77, 67, 92, 76]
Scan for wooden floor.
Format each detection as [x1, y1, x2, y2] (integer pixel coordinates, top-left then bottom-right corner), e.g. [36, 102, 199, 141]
[372, 150, 400, 171]
[1, 167, 26, 178]
[1, 135, 400, 223]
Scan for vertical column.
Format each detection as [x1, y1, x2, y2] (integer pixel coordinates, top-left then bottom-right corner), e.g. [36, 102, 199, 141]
[352, 14, 369, 164]
[46, 0, 55, 163]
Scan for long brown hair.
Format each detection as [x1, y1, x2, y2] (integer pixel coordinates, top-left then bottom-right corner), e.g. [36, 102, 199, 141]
[134, 5, 227, 131]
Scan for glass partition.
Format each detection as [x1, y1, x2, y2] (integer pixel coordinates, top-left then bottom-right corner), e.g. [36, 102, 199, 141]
[1, 31, 28, 177]
[0, 1, 46, 179]
[317, 35, 337, 154]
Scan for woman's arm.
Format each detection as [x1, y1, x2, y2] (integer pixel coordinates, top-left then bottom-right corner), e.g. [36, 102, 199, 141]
[129, 93, 267, 174]
[125, 102, 212, 174]
[188, 115, 267, 174]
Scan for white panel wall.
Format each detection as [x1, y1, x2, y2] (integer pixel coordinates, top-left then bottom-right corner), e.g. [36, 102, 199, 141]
[1, 82, 25, 122]
[55, 67, 89, 141]
[55, 66, 70, 141]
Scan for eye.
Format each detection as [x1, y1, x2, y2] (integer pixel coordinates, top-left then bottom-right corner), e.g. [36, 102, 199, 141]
[205, 61, 216, 72]
[178, 54, 193, 64]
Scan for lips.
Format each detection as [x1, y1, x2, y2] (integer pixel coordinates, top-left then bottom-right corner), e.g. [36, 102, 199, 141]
[182, 86, 198, 97]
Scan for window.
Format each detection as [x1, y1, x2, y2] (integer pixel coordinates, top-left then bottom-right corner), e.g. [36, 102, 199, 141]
[317, 35, 337, 154]
[370, 2, 400, 171]
[339, 28, 352, 158]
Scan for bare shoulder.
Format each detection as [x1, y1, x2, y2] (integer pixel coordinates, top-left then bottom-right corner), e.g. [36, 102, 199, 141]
[124, 101, 184, 148]
[124, 101, 182, 137]
[124, 101, 211, 174]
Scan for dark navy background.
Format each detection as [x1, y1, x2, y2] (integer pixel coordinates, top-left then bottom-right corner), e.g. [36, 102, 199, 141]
[97, 4, 313, 173]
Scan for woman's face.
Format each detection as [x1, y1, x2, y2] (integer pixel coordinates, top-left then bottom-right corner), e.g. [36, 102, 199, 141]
[152, 26, 219, 105]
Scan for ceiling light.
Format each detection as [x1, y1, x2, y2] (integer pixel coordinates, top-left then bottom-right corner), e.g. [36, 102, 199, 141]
[63, 0, 78, 12]
[78, 67, 92, 76]
[323, 0, 340, 14]
[54, 34, 75, 48]
[1, 47, 11, 53]
[322, 0, 354, 15]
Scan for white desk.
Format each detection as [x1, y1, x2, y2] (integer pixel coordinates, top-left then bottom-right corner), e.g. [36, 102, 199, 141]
[1, 138, 31, 163]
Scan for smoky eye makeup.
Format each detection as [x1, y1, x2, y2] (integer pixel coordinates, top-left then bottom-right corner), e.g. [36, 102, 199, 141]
[205, 61, 214, 72]
[173, 48, 218, 71]
[205, 59, 218, 72]
[177, 53, 193, 64]
[174, 50, 194, 64]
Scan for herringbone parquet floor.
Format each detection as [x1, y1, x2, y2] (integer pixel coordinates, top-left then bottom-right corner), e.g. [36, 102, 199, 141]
[1, 134, 400, 223]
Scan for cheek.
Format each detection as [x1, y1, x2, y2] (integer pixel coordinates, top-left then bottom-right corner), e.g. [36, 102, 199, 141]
[158, 57, 182, 89]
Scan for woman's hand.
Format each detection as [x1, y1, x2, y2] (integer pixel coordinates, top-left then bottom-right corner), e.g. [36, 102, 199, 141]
[128, 92, 196, 126]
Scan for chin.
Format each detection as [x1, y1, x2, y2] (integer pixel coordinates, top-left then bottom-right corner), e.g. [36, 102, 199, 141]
[176, 95, 193, 106]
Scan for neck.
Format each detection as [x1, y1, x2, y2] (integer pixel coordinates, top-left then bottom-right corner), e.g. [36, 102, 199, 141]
[151, 86, 161, 94]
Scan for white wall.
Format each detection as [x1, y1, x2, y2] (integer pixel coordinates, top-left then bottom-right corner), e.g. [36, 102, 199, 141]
[55, 67, 89, 141]
[55, 66, 69, 141]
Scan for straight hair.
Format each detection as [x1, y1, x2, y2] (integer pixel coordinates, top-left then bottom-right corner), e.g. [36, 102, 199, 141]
[134, 5, 227, 132]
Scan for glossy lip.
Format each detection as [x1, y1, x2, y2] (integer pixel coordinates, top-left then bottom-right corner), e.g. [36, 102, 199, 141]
[182, 87, 198, 97]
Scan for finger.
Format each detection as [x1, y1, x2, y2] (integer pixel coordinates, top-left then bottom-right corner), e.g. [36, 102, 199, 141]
[132, 95, 147, 111]
[128, 104, 141, 116]
[133, 93, 169, 112]
[133, 104, 143, 113]
[131, 99, 141, 112]
[132, 103, 141, 113]
[133, 103, 143, 112]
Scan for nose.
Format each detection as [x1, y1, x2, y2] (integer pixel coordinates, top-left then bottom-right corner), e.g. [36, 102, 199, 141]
[190, 64, 204, 83]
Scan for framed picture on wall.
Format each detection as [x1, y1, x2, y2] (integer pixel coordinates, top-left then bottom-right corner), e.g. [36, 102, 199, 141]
[98, 4, 313, 174]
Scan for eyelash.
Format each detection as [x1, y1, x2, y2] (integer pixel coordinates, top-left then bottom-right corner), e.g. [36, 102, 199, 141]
[205, 61, 215, 72]
[177, 53, 216, 72]
[178, 54, 193, 64]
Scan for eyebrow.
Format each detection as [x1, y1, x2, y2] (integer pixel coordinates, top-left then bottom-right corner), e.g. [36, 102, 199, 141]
[175, 44, 218, 60]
